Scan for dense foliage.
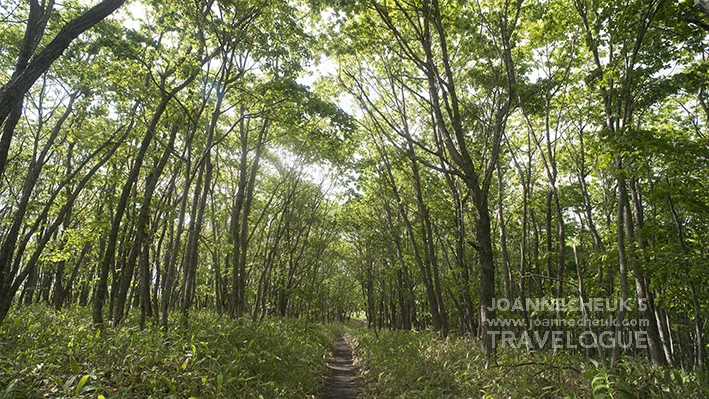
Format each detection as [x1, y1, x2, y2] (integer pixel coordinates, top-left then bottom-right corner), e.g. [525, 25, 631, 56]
[352, 328, 709, 398]
[0, 306, 331, 398]
[1, 0, 708, 395]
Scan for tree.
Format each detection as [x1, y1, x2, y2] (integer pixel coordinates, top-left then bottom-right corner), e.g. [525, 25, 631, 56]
[336, 0, 522, 359]
[0, 0, 126, 178]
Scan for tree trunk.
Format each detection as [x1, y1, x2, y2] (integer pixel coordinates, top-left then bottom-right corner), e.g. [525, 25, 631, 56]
[0, 127, 126, 323]
[94, 98, 175, 327]
[611, 166, 630, 369]
[408, 143, 448, 335]
[162, 159, 190, 331]
[0, 0, 126, 176]
[496, 160, 512, 299]
[624, 178, 665, 366]
[113, 125, 176, 326]
[181, 158, 212, 324]
[475, 194, 497, 360]
[53, 143, 74, 310]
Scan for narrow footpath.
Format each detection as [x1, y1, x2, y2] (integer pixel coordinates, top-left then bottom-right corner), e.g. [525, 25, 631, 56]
[322, 335, 359, 399]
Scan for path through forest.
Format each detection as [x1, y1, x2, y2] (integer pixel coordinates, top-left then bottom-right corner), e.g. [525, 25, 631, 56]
[322, 335, 359, 399]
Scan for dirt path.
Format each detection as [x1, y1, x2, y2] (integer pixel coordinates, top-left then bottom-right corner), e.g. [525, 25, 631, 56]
[322, 335, 359, 399]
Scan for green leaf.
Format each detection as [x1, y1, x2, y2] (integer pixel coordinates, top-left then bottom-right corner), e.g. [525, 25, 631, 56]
[159, 375, 175, 393]
[76, 375, 89, 396]
[70, 353, 79, 375]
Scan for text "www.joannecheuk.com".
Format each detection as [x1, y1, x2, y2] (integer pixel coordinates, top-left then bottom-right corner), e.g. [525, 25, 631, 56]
[487, 330, 650, 349]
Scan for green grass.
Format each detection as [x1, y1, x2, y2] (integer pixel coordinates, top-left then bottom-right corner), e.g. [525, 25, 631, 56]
[350, 328, 709, 399]
[0, 305, 332, 399]
[4, 307, 707, 399]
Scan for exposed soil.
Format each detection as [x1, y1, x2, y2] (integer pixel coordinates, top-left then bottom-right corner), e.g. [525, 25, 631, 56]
[322, 335, 359, 399]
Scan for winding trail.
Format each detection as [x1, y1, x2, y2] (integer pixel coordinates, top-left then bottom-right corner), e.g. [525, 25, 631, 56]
[322, 335, 359, 399]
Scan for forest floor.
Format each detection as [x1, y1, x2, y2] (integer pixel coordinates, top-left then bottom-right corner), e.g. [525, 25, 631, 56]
[0, 306, 333, 398]
[1, 306, 708, 398]
[322, 335, 359, 399]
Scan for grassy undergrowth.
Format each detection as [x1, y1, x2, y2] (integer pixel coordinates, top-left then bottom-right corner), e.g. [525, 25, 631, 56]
[350, 328, 709, 399]
[0, 305, 332, 399]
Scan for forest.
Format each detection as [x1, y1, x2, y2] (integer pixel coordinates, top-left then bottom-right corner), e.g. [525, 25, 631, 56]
[0, 0, 708, 397]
